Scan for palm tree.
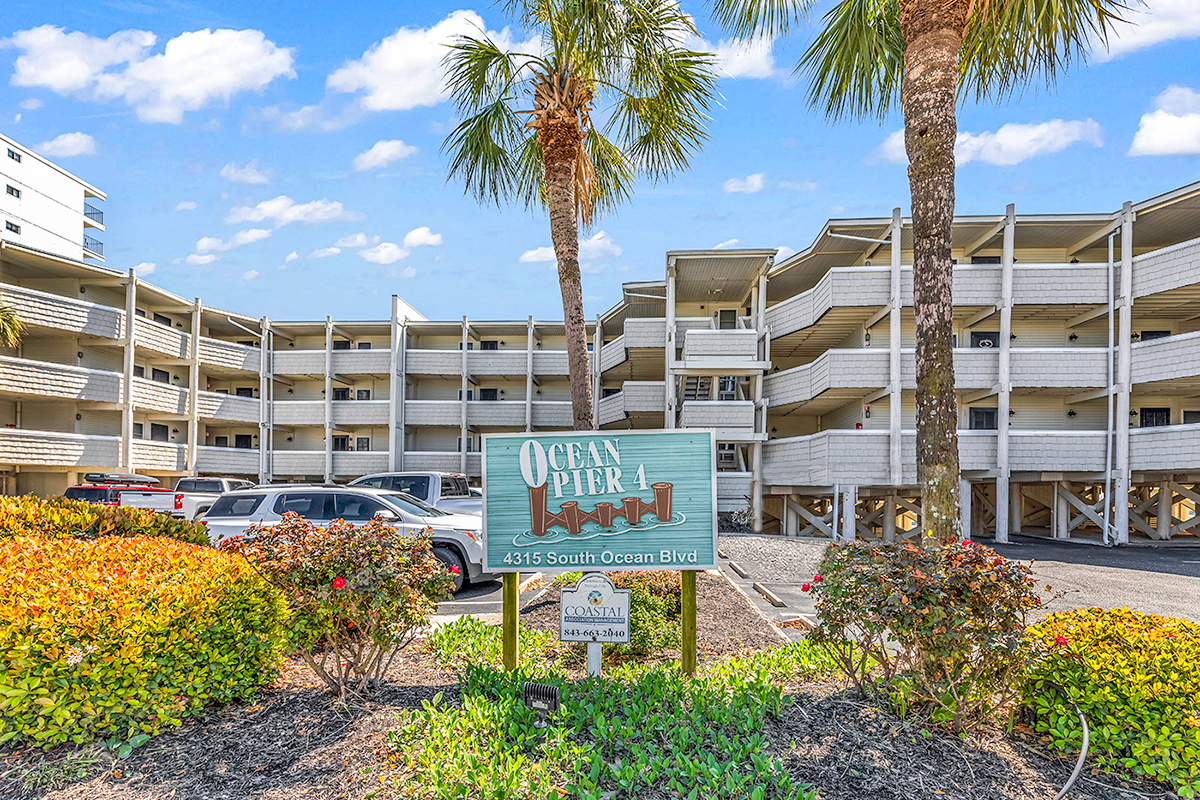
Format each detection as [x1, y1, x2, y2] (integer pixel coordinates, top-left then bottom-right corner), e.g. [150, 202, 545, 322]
[442, 0, 718, 430]
[708, 0, 1125, 541]
[0, 306, 22, 349]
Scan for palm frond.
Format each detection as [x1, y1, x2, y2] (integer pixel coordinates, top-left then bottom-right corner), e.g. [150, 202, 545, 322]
[442, 102, 526, 206]
[442, 35, 530, 114]
[705, 0, 815, 39]
[796, 0, 902, 123]
[0, 306, 23, 349]
[514, 134, 547, 211]
[961, 0, 1135, 103]
[581, 128, 634, 226]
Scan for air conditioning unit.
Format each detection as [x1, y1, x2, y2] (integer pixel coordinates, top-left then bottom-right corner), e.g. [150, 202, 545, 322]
[978, 338, 994, 348]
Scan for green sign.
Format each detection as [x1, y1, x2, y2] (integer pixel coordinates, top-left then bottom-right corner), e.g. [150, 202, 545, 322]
[482, 429, 717, 573]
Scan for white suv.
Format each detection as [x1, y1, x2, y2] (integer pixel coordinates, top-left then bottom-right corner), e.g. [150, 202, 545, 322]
[201, 485, 489, 591]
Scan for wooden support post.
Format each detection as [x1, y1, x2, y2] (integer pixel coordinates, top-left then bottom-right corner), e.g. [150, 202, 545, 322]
[1010, 483, 1022, 536]
[682, 570, 697, 677]
[883, 495, 896, 543]
[1158, 479, 1173, 540]
[841, 486, 857, 542]
[502, 572, 519, 671]
[960, 478, 972, 540]
[1055, 482, 1072, 539]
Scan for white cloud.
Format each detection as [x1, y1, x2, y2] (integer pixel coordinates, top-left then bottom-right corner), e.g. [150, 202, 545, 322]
[4, 25, 295, 124]
[713, 238, 740, 249]
[309, 246, 341, 259]
[519, 231, 620, 268]
[219, 160, 270, 184]
[723, 173, 765, 193]
[400, 266, 417, 279]
[187, 253, 218, 265]
[403, 226, 443, 248]
[133, 261, 156, 275]
[519, 246, 555, 263]
[285, 251, 298, 262]
[1100, 1, 1200, 60]
[334, 232, 380, 248]
[12, 113, 19, 124]
[1129, 85, 1200, 156]
[774, 245, 796, 262]
[878, 119, 1103, 166]
[19, 98, 42, 110]
[242, 269, 260, 280]
[358, 242, 408, 264]
[352, 139, 417, 171]
[35, 132, 95, 156]
[195, 228, 272, 253]
[327, 10, 530, 113]
[779, 179, 817, 191]
[174, 200, 197, 211]
[713, 37, 775, 78]
[225, 195, 358, 227]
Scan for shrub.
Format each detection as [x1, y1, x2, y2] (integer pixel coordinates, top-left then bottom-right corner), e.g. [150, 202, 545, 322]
[0, 494, 208, 545]
[611, 571, 682, 653]
[425, 615, 562, 670]
[221, 512, 454, 696]
[1025, 608, 1200, 798]
[809, 540, 1047, 731]
[0, 535, 286, 747]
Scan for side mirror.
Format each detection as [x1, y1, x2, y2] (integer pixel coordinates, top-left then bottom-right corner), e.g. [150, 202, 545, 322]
[374, 509, 398, 521]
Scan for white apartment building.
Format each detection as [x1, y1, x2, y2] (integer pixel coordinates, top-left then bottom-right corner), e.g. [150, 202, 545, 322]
[0, 134, 105, 263]
[1, 134, 1197, 543]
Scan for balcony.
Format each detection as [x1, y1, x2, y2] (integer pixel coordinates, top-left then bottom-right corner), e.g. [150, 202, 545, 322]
[403, 451, 481, 477]
[82, 234, 103, 258]
[132, 440, 186, 472]
[0, 428, 119, 469]
[135, 317, 189, 359]
[332, 349, 391, 375]
[405, 350, 462, 375]
[467, 400, 526, 427]
[132, 377, 188, 416]
[272, 400, 323, 426]
[199, 337, 260, 372]
[271, 450, 325, 476]
[0, 356, 120, 404]
[0, 282, 123, 339]
[766, 351, 889, 410]
[679, 400, 756, 438]
[404, 400, 461, 426]
[333, 451, 388, 475]
[716, 472, 753, 512]
[332, 400, 389, 426]
[1132, 235, 1200, 299]
[197, 391, 260, 423]
[196, 445, 259, 475]
[467, 350, 527, 376]
[1131, 423, 1200, 473]
[271, 350, 327, 375]
[681, 328, 759, 362]
[1132, 331, 1200, 387]
[597, 382, 664, 426]
[83, 203, 104, 228]
[531, 400, 573, 428]
[532, 350, 570, 375]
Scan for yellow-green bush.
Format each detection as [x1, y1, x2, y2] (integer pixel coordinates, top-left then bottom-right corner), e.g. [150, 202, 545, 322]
[1025, 607, 1200, 798]
[0, 535, 287, 746]
[0, 494, 208, 545]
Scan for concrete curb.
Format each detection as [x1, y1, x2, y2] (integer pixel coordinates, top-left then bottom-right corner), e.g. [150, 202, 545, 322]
[727, 560, 749, 578]
[713, 568, 790, 645]
[753, 582, 788, 608]
[518, 572, 544, 592]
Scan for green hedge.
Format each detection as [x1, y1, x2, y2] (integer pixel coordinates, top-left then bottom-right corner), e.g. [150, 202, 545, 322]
[0, 535, 287, 746]
[0, 494, 208, 545]
[1025, 607, 1200, 798]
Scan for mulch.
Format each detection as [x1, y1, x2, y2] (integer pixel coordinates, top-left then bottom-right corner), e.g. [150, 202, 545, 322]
[0, 572, 1175, 800]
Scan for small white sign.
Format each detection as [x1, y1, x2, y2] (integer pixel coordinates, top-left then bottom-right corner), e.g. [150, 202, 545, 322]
[559, 574, 630, 644]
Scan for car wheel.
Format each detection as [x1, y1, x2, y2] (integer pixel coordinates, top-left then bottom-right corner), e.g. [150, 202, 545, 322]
[433, 546, 466, 593]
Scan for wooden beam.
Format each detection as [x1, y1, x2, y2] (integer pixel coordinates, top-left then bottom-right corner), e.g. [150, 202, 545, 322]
[1065, 387, 1113, 405]
[863, 305, 890, 330]
[964, 304, 1000, 328]
[1067, 218, 1121, 256]
[962, 385, 1001, 404]
[963, 219, 1006, 257]
[1066, 305, 1109, 329]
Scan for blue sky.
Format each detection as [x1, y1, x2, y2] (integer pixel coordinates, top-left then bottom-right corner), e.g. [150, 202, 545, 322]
[4, 1, 1199, 322]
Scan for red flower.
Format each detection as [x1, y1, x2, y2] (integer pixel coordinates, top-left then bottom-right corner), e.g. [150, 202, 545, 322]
[449, 565, 460, 575]
[332, 577, 345, 589]
[962, 539, 972, 545]
[813, 573, 823, 583]
[1054, 635, 1069, 647]
[802, 582, 811, 592]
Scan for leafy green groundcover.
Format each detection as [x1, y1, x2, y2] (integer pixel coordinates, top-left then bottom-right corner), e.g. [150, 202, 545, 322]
[401, 617, 834, 799]
[1025, 607, 1200, 798]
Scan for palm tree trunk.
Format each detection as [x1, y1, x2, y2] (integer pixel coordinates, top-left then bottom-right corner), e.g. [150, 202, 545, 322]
[542, 121, 594, 431]
[899, 1, 968, 543]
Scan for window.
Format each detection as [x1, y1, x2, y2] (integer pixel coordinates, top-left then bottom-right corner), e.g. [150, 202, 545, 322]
[215, 388, 228, 394]
[273, 493, 332, 520]
[7, 148, 20, 162]
[237, 340, 255, 347]
[235, 387, 254, 398]
[458, 342, 474, 350]
[5, 221, 19, 235]
[135, 309, 147, 318]
[970, 331, 1000, 349]
[333, 435, 350, 451]
[332, 388, 350, 401]
[458, 389, 474, 400]
[151, 368, 170, 384]
[718, 309, 737, 330]
[458, 437, 474, 453]
[442, 475, 469, 497]
[1140, 330, 1171, 341]
[133, 365, 145, 378]
[133, 422, 144, 438]
[6, 185, 19, 198]
[602, 387, 621, 398]
[153, 313, 171, 326]
[215, 436, 229, 447]
[390, 475, 430, 498]
[205, 494, 266, 517]
[150, 423, 169, 441]
[479, 388, 498, 401]
[356, 476, 386, 488]
[1184, 411, 1200, 425]
[382, 492, 446, 517]
[717, 443, 736, 466]
[356, 436, 371, 452]
[64, 487, 119, 503]
[357, 341, 372, 350]
[1140, 408, 1170, 428]
[971, 255, 1001, 265]
[235, 434, 253, 449]
[356, 389, 371, 401]
[480, 340, 498, 350]
[177, 479, 224, 493]
[333, 340, 351, 350]
[332, 493, 388, 521]
[718, 376, 737, 401]
[969, 407, 998, 430]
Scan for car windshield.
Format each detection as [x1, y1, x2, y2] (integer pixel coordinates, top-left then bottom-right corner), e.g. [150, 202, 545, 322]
[382, 492, 448, 517]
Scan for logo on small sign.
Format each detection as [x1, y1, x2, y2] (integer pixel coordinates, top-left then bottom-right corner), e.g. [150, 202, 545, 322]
[559, 574, 630, 644]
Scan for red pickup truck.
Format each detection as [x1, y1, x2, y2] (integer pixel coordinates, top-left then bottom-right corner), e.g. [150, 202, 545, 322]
[63, 472, 176, 512]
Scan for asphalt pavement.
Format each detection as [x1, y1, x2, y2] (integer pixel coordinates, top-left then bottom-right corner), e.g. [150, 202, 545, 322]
[431, 572, 543, 625]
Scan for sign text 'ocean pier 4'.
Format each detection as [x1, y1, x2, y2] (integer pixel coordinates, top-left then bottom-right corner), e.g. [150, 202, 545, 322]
[482, 430, 717, 572]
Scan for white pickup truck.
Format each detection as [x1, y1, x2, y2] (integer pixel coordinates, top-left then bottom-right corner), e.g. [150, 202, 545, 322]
[172, 477, 256, 520]
[348, 472, 482, 516]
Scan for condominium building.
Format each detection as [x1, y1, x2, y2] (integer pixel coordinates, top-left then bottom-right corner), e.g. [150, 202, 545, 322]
[1, 133, 1197, 542]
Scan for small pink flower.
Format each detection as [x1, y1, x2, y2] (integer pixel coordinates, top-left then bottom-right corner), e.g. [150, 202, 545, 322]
[813, 573, 823, 583]
[1054, 635, 1069, 647]
[449, 565, 460, 575]
[332, 577, 345, 589]
[802, 582, 811, 592]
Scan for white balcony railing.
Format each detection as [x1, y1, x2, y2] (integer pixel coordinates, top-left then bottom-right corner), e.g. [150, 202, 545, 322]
[0, 355, 121, 404]
[0, 428, 120, 468]
[0, 282, 123, 339]
[195, 445, 259, 474]
[197, 391, 260, 423]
